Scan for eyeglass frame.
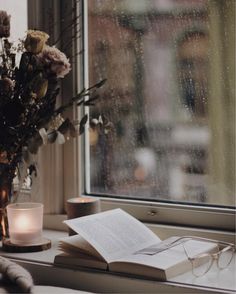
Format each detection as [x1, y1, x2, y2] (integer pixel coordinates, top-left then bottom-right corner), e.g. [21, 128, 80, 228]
[167, 236, 235, 277]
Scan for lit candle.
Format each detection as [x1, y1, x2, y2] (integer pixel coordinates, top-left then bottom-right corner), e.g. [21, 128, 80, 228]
[7, 203, 43, 245]
[66, 197, 100, 235]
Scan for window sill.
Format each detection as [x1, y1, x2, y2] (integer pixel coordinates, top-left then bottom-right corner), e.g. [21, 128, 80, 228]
[43, 213, 235, 243]
[0, 230, 235, 293]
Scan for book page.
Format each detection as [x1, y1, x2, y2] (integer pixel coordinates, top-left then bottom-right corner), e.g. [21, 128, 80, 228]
[54, 252, 108, 270]
[64, 209, 160, 263]
[59, 235, 104, 260]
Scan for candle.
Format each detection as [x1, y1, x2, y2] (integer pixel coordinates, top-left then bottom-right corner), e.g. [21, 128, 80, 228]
[7, 203, 43, 245]
[66, 197, 100, 235]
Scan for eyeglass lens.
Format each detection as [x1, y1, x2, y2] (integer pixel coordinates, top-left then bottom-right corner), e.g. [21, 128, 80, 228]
[192, 254, 213, 277]
[192, 247, 235, 277]
[218, 247, 234, 269]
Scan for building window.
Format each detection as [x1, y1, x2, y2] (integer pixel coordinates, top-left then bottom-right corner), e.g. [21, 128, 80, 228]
[177, 30, 209, 118]
[85, 0, 235, 209]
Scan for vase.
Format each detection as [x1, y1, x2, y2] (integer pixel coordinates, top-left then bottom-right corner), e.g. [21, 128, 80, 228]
[0, 163, 13, 240]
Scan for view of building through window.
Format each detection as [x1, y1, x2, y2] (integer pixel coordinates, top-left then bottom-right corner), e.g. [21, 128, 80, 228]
[87, 0, 235, 206]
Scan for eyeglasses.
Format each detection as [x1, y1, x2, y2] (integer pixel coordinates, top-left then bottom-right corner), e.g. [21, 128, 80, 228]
[170, 236, 235, 277]
[135, 235, 235, 277]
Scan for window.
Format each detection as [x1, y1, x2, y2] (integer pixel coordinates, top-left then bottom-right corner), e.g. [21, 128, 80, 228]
[84, 0, 235, 207]
[82, 0, 235, 229]
[25, 1, 234, 232]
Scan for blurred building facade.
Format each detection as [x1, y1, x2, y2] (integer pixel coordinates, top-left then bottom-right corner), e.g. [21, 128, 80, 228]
[88, 0, 235, 205]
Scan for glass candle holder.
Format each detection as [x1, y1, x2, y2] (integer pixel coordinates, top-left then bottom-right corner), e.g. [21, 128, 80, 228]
[7, 202, 43, 245]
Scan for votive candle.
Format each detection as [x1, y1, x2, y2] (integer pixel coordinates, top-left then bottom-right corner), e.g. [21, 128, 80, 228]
[7, 203, 43, 245]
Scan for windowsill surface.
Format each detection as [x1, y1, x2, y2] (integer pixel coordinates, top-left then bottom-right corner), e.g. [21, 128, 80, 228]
[0, 230, 235, 294]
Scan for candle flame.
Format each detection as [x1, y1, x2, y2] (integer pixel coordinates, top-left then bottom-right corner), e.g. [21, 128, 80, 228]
[71, 197, 95, 203]
[15, 215, 30, 230]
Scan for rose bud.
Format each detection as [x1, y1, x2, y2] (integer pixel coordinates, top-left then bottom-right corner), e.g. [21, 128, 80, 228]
[24, 30, 49, 54]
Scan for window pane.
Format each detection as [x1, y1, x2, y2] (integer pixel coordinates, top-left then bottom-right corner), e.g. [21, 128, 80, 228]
[87, 0, 235, 206]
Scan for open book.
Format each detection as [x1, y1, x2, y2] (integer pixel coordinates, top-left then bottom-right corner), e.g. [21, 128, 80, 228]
[54, 209, 218, 280]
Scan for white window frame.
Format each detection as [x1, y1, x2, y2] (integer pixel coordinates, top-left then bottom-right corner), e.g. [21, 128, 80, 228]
[28, 0, 235, 235]
[27, 0, 81, 212]
[81, 0, 235, 233]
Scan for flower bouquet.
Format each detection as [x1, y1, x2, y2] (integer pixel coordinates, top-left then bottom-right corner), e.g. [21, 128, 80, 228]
[0, 11, 106, 238]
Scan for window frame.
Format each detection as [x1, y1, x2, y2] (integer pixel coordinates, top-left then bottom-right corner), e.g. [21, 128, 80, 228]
[28, 0, 82, 212]
[28, 0, 235, 234]
[82, 0, 235, 232]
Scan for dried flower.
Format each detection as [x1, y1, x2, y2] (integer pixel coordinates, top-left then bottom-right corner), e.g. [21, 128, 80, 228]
[0, 11, 10, 38]
[38, 45, 71, 78]
[39, 128, 65, 145]
[28, 74, 48, 99]
[24, 30, 49, 54]
[49, 114, 64, 130]
[0, 77, 14, 95]
[0, 151, 8, 164]
[0, 11, 105, 194]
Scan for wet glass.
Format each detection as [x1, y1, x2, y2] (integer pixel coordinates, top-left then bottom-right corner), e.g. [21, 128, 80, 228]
[87, 0, 235, 206]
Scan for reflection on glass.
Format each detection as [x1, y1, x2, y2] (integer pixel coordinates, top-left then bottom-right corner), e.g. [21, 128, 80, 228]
[88, 0, 235, 206]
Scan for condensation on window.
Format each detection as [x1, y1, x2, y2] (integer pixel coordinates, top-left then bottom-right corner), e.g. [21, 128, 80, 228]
[87, 0, 235, 206]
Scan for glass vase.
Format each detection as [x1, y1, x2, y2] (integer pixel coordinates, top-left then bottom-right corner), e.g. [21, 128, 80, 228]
[0, 164, 13, 240]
